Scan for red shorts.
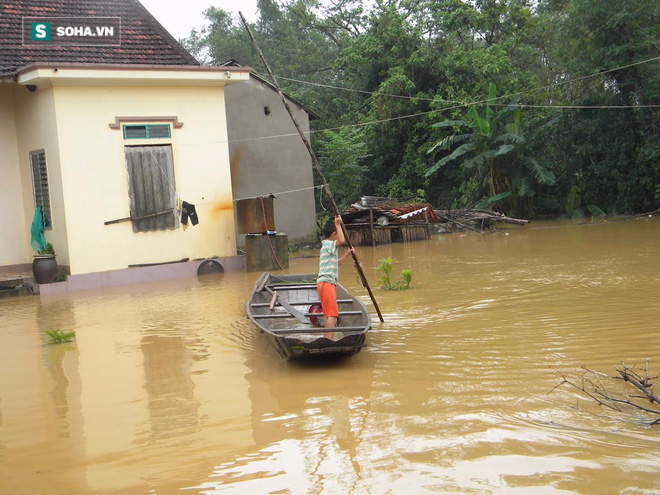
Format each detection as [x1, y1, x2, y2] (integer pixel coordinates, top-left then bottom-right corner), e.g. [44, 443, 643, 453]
[317, 282, 338, 318]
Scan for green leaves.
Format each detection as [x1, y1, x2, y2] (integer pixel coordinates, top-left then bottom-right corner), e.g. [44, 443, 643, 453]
[45, 328, 76, 344]
[521, 157, 556, 186]
[316, 126, 368, 210]
[566, 185, 581, 215]
[375, 258, 414, 290]
[427, 83, 560, 215]
[475, 191, 512, 209]
[427, 142, 476, 176]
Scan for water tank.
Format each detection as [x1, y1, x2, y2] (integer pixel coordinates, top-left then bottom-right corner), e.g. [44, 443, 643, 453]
[236, 197, 275, 234]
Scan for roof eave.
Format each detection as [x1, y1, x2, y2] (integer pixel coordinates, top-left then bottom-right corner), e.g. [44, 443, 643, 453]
[15, 62, 252, 87]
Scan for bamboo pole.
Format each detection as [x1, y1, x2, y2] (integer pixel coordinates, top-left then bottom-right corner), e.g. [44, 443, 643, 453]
[239, 12, 384, 322]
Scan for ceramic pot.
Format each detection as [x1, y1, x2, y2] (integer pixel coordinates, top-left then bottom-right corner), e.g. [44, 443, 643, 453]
[32, 255, 58, 284]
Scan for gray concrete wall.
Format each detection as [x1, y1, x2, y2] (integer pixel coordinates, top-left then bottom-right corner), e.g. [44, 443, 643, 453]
[225, 78, 318, 248]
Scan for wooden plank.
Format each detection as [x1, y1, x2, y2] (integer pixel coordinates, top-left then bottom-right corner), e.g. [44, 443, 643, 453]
[251, 299, 352, 308]
[370, 209, 376, 247]
[263, 285, 309, 324]
[269, 291, 278, 310]
[253, 311, 363, 319]
[255, 272, 270, 292]
[271, 326, 368, 335]
[269, 284, 317, 290]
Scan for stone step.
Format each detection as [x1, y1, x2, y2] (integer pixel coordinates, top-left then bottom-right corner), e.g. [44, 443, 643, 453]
[0, 286, 34, 298]
[0, 277, 31, 289]
[0, 273, 35, 298]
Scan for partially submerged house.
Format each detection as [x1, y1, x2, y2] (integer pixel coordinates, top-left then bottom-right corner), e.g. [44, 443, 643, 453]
[222, 60, 319, 247]
[0, 0, 251, 292]
[342, 197, 438, 246]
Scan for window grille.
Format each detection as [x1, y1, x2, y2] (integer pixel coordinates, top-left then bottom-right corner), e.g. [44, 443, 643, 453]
[30, 150, 52, 228]
[123, 124, 171, 140]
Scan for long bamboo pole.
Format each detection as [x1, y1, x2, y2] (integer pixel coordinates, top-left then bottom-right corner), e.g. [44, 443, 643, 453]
[239, 12, 384, 322]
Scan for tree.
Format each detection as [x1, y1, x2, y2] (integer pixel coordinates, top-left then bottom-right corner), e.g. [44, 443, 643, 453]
[426, 84, 556, 216]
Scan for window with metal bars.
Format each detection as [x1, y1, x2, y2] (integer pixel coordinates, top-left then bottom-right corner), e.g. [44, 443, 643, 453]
[29, 150, 52, 228]
[122, 124, 171, 140]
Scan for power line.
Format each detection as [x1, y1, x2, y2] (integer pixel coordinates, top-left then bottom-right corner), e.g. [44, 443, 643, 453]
[174, 55, 660, 148]
[276, 54, 660, 110]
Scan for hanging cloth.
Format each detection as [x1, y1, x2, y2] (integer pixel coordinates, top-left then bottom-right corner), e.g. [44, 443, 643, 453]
[30, 207, 47, 253]
[181, 201, 199, 226]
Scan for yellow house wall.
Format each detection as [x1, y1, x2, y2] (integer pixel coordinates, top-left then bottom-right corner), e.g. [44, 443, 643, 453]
[51, 84, 235, 275]
[13, 84, 70, 266]
[0, 84, 29, 266]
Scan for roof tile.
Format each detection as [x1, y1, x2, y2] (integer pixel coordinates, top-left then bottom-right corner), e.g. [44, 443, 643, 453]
[0, 0, 198, 77]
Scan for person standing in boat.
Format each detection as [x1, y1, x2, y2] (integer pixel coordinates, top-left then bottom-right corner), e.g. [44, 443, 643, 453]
[318, 215, 355, 339]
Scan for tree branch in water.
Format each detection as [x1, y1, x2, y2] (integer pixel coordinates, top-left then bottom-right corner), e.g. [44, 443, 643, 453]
[551, 359, 660, 426]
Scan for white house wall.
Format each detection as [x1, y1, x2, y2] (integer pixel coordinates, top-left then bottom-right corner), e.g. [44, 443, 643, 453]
[13, 83, 70, 268]
[225, 78, 317, 246]
[51, 84, 237, 276]
[0, 84, 29, 268]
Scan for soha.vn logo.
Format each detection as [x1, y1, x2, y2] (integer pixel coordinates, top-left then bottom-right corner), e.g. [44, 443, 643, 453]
[31, 22, 51, 40]
[30, 22, 115, 40]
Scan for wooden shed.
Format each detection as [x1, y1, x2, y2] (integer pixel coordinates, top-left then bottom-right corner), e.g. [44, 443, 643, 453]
[342, 197, 437, 247]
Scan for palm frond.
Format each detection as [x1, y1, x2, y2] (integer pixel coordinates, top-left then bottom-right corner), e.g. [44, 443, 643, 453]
[586, 204, 606, 216]
[431, 120, 473, 129]
[474, 191, 512, 208]
[426, 142, 477, 176]
[427, 133, 471, 154]
[566, 185, 581, 214]
[522, 156, 556, 185]
[513, 176, 535, 197]
[496, 133, 526, 144]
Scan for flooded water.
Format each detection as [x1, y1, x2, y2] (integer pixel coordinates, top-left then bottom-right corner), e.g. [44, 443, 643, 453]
[1, 218, 660, 494]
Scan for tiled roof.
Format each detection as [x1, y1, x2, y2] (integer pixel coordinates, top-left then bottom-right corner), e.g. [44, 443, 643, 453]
[0, 0, 198, 78]
[343, 202, 438, 223]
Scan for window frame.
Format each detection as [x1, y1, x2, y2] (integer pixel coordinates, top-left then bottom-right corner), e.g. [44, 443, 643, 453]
[29, 149, 52, 230]
[122, 124, 172, 140]
[124, 144, 178, 233]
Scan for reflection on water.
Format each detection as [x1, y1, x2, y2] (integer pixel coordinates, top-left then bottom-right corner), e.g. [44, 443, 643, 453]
[1, 219, 660, 494]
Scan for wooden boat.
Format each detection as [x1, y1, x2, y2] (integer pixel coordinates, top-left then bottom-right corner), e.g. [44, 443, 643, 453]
[247, 272, 372, 359]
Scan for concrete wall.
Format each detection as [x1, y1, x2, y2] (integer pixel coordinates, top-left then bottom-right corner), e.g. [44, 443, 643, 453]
[225, 78, 318, 247]
[13, 84, 70, 267]
[0, 84, 29, 267]
[50, 84, 236, 275]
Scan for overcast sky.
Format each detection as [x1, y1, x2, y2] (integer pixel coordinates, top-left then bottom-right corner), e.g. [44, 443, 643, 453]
[139, 0, 259, 40]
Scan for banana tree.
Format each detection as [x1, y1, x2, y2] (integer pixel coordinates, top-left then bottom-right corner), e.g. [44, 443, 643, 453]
[426, 84, 556, 215]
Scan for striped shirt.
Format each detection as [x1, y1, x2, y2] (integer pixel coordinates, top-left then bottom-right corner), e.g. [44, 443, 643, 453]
[317, 239, 338, 284]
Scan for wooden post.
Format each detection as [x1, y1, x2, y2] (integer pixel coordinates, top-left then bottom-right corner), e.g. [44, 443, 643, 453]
[239, 12, 384, 323]
[369, 209, 376, 247]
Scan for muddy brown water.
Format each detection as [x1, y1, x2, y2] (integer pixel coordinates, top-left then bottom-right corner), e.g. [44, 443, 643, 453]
[1, 219, 659, 494]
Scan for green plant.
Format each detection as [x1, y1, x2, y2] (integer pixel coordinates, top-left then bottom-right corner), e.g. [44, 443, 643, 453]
[399, 269, 414, 289]
[38, 242, 55, 256]
[45, 328, 75, 344]
[54, 274, 67, 283]
[586, 204, 606, 217]
[376, 258, 414, 290]
[376, 257, 396, 289]
[566, 185, 581, 215]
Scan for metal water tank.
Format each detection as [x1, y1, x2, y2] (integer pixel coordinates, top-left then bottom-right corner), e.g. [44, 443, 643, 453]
[236, 197, 275, 234]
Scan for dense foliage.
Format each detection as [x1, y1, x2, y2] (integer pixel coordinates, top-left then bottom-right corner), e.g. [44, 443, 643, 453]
[182, 0, 660, 217]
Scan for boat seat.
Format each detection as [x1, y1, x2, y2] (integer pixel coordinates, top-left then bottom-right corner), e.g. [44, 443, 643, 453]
[252, 310, 363, 319]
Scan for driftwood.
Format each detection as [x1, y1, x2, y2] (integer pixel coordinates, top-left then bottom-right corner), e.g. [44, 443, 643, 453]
[434, 208, 529, 232]
[550, 359, 660, 426]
